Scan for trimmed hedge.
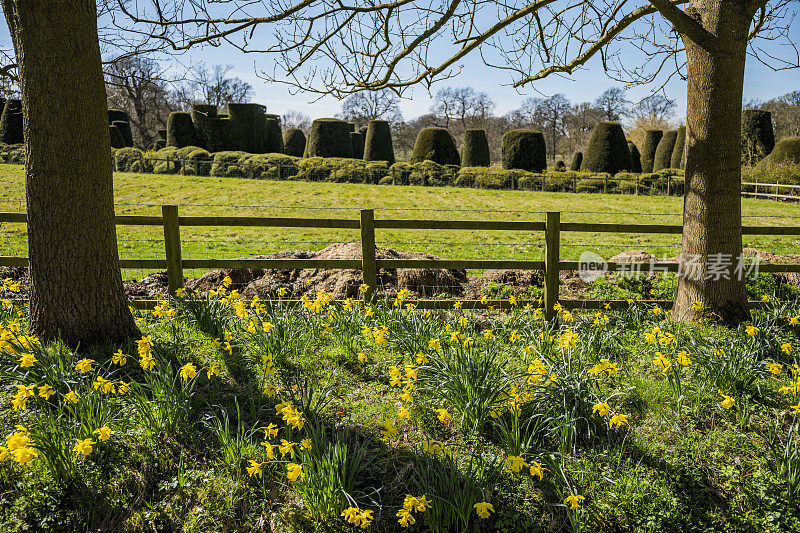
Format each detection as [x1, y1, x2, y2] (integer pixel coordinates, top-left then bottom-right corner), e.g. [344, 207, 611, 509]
[0, 99, 23, 145]
[671, 126, 686, 170]
[410, 127, 460, 166]
[191, 104, 218, 150]
[363, 120, 395, 165]
[627, 141, 642, 173]
[758, 137, 800, 168]
[501, 129, 546, 172]
[114, 147, 144, 172]
[109, 125, 126, 149]
[581, 122, 630, 174]
[641, 130, 663, 173]
[264, 115, 284, 154]
[652, 129, 678, 172]
[228, 103, 267, 154]
[460, 129, 491, 167]
[283, 128, 307, 157]
[741, 110, 775, 166]
[350, 132, 365, 159]
[304, 118, 353, 158]
[112, 120, 134, 147]
[166, 112, 197, 148]
[107, 109, 129, 124]
[570, 152, 583, 171]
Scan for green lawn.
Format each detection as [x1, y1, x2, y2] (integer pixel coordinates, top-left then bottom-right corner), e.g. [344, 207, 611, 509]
[1, 164, 799, 280]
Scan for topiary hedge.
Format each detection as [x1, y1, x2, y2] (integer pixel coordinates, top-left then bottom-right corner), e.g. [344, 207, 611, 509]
[0, 99, 24, 145]
[228, 103, 267, 154]
[167, 112, 197, 148]
[671, 126, 686, 170]
[758, 137, 800, 168]
[410, 127, 460, 166]
[363, 120, 395, 165]
[283, 128, 307, 157]
[627, 141, 642, 173]
[460, 129, 490, 167]
[107, 109, 130, 124]
[652, 129, 678, 172]
[581, 122, 630, 174]
[456, 166, 516, 189]
[241, 153, 300, 179]
[569, 152, 583, 171]
[109, 125, 126, 149]
[263, 115, 284, 154]
[210, 151, 248, 177]
[641, 130, 663, 173]
[350, 132, 365, 159]
[304, 118, 353, 158]
[191, 104, 218, 150]
[114, 147, 144, 172]
[112, 120, 134, 147]
[741, 110, 775, 166]
[501, 129, 546, 172]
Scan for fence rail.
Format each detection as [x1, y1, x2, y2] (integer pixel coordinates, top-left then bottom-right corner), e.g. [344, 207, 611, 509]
[0, 207, 795, 318]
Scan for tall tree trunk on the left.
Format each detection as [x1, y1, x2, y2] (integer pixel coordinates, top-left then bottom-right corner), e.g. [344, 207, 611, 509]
[3, 0, 140, 345]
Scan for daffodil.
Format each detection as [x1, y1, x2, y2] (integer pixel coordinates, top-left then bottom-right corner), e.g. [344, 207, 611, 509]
[564, 494, 585, 510]
[246, 460, 263, 478]
[529, 461, 547, 480]
[37, 383, 55, 400]
[93, 426, 112, 441]
[73, 438, 95, 456]
[718, 390, 735, 409]
[286, 463, 304, 481]
[435, 408, 451, 423]
[382, 420, 398, 440]
[766, 361, 783, 375]
[592, 402, 611, 416]
[506, 455, 528, 473]
[65, 390, 80, 404]
[75, 358, 95, 374]
[473, 502, 494, 519]
[179, 362, 197, 380]
[609, 413, 628, 428]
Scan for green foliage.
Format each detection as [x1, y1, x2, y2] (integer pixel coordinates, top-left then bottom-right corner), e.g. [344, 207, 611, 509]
[581, 122, 630, 175]
[641, 130, 663, 173]
[569, 151, 583, 171]
[652, 129, 678, 172]
[410, 127, 461, 166]
[263, 115, 284, 154]
[455, 167, 518, 189]
[349, 131, 364, 159]
[460, 129, 491, 167]
[111, 120, 134, 147]
[210, 151, 248, 178]
[166, 112, 197, 148]
[628, 141, 642, 173]
[742, 110, 775, 166]
[363, 120, 395, 165]
[501, 129, 546, 172]
[108, 125, 126, 149]
[304, 118, 353, 158]
[114, 147, 144, 172]
[759, 137, 800, 169]
[282, 128, 307, 157]
[227, 103, 267, 154]
[671, 126, 686, 170]
[107, 109, 130, 124]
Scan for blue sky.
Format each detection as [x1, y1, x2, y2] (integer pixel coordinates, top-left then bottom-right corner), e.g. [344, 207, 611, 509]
[1, 4, 797, 122]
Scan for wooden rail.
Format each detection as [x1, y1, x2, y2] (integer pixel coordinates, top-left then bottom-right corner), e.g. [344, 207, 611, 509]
[0, 207, 796, 312]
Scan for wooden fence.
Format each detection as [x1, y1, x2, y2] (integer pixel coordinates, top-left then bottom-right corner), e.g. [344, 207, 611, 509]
[2, 207, 799, 318]
[742, 181, 800, 201]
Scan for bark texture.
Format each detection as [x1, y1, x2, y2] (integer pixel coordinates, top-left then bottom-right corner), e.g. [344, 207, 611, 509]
[673, 0, 761, 324]
[3, 0, 139, 344]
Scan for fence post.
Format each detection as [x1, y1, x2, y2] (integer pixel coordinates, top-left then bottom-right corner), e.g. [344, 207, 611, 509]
[544, 211, 560, 321]
[360, 209, 378, 299]
[162, 205, 184, 295]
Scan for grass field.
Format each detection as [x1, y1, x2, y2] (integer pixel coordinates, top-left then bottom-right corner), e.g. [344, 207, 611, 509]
[1, 164, 800, 280]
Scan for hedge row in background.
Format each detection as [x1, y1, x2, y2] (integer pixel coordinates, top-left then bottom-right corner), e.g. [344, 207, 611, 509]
[304, 118, 353, 158]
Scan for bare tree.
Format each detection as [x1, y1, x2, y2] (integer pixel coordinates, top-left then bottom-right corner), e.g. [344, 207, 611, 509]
[183, 64, 254, 107]
[563, 102, 606, 154]
[522, 94, 572, 161]
[282, 109, 312, 132]
[760, 91, 800, 140]
[340, 90, 403, 124]
[595, 87, 629, 122]
[105, 56, 177, 147]
[431, 87, 496, 130]
[630, 94, 677, 123]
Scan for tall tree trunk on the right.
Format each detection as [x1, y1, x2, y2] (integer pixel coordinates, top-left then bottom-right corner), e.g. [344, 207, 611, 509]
[673, 0, 758, 324]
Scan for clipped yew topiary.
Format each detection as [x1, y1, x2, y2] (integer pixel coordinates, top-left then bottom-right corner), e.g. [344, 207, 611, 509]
[671, 126, 686, 170]
[363, 120, 395, 164]
[501, 129, 546, 172]
[263, 115, 284, 154]
[410, 127, 460, 166]
[741, 110, 775, 166]
[350, 132, 365, 159]
[569, 152, 583, 171]
[112, 120, 133, 147]
[283, 128, 307, 157]
[758, 137, 800, 168]
[167, 111, 197, 148]
[627, 141, 642, 173]
[641, 130, 663, 173]
[109, 125, 126, 149]
[228, 103, 267, 153]
[652, 129, 678, 171]
[191, 104, 218, 149]
[107, 108, 129, 125]
[461, 129, 490, 167]
[0, 99, 24, 145]
[304, 118, 353, 158]
[580, 122, 630, 174]
[359, 125, 368, 136]
[156, 128, 167, 141]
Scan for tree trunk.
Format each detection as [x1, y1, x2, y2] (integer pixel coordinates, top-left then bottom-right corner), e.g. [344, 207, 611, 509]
[3, 0, 139, 345]
[673, 0, 756, 324]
